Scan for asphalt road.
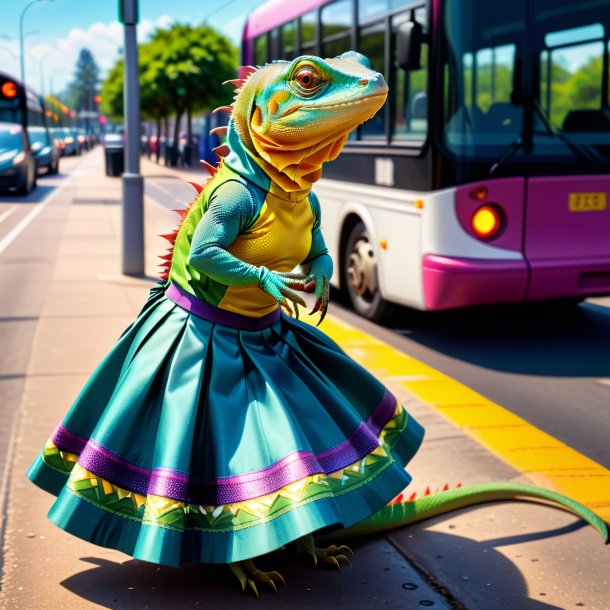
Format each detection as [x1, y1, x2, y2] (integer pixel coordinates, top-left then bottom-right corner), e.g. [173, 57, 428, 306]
[0, 153, 85, 511]
[144, 172, 610, 471]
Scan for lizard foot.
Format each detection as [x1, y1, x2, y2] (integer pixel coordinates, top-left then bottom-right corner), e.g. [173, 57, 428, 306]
[228, 559, 286, 598]
[296, 534, 353, 570]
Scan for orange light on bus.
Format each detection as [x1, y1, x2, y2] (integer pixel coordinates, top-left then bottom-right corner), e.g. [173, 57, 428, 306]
[472, 205, 501, 239]
[380, 238, 388, 250]
[415, 199, 424, 209]
[1, 81, 17, 98]
[469, 186, 488, 201]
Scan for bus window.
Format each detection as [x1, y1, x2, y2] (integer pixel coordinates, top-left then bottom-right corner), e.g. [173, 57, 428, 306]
[359, 0, 388, 23]
[300, 10, 318, 55]
[271, 28, 281, 60]
[392, 8, 429, 143]
[541, 24, 604, 128]
[321, 0, 352, 58]
[359, 20, 386, 138]
[254, 34, 268, 65]
[360, 0, 415, 22]
[281, 20, 297, 60]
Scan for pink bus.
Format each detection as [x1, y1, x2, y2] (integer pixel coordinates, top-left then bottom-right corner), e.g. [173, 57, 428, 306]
[243, 0, 610, 322]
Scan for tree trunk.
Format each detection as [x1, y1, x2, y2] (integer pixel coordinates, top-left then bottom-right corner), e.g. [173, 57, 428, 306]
[155, 117, 161, 163]
[171, 109, 183, 167]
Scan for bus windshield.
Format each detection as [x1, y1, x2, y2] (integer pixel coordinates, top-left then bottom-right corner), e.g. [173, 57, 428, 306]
[442, 0, 610, 168]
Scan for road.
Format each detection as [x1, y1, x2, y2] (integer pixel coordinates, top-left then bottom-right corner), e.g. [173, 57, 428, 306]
[143, 171, 610, 472]
[0, 154, 85, 501]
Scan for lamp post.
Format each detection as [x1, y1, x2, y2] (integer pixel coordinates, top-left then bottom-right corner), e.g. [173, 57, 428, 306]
[119, 0, 144, 275]
[19, 0, 54, 86]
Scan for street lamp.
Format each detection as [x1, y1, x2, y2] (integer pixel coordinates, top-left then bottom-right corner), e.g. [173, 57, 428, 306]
[31, 47, 58, 96]
[19, 0, 54, 86]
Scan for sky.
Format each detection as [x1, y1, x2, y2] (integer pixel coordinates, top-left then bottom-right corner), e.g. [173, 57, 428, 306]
[0, 0, 263, 96]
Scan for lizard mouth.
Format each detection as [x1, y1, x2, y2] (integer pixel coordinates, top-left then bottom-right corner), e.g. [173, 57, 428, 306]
[280, 93, 387, 117]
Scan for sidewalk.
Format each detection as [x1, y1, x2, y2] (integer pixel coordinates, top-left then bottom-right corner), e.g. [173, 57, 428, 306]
[0, 150, 608, 609]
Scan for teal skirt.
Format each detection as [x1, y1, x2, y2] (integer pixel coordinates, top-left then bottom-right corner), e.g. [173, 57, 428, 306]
[27, 283, 424, 566]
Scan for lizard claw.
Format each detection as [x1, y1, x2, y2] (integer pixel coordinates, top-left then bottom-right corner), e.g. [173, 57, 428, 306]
[296, 535, 354, 571]
[229, 560, 286, 598]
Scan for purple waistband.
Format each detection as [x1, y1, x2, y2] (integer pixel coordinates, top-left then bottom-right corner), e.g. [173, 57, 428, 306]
[165, 282, 281, 331]
[52, 389, 399, 505]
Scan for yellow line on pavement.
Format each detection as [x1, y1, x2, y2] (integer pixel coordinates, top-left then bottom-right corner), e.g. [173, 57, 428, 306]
[313, 314, 610, 520]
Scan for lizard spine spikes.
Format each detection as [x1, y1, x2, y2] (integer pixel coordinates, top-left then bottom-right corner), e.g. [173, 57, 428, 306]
[213, 106, 233, 116]
[200, 160, 217, 175]
[213, 144, 230, 158]
[210, 126, 228, 138]
[187, 181, 204, 194]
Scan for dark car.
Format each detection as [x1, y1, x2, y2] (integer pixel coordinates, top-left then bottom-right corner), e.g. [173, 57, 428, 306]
[27, 126, 60, 175]
[0, 122, 37, 194]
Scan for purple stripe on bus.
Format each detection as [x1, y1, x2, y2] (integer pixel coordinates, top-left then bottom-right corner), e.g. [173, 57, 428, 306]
[57, 389, 398, 504]
[165, 282, 281, 330]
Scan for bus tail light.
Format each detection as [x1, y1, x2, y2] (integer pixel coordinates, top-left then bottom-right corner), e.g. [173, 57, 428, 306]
[472, 204, 502, 239]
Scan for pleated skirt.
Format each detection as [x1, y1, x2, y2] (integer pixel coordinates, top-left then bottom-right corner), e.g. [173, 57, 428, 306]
[27, 283, 424, 566]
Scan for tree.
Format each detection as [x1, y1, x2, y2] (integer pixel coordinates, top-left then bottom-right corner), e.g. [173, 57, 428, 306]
[146, 23, 237, 161]
[100, 22, 237, 164]
[100, 58, 124, 120]
[65, 48, 100, 113]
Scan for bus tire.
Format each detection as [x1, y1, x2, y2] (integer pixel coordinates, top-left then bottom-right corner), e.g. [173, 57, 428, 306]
[342, 221, 394, 323]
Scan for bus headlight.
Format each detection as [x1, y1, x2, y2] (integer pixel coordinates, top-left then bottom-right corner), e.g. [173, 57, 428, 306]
[472, 204, 502, 239]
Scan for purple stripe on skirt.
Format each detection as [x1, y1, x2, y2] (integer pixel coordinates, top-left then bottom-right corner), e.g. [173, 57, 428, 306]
[55, 389, 399, 505]
[165, 282, 281, 330]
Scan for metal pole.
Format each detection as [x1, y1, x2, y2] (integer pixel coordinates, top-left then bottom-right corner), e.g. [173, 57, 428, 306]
[120, 0, 144, 275]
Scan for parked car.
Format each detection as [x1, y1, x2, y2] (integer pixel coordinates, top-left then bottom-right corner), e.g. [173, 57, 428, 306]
[59, 127, 79, 156]
[0, 122, 37, 194]
[50, 127, 67, 156]
[76, 128, 89, 153]
[27, 126, 60, 175]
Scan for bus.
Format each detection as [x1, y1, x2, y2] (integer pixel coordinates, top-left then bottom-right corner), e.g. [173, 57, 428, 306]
[0, 71, 47, 129]
[242, 0, 610, 321]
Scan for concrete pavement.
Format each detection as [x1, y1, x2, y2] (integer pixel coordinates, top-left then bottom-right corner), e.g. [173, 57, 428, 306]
[0, 150, 608, 609]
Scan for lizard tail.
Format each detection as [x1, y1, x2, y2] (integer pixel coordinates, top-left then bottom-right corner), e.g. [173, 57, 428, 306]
[336, 482, 609, 543]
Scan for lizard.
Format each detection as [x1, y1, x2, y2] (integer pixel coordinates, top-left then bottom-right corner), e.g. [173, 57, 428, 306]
[155, 51, 609, 597]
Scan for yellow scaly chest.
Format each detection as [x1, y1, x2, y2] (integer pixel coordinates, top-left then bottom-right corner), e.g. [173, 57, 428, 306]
[218, 191, 314, 316]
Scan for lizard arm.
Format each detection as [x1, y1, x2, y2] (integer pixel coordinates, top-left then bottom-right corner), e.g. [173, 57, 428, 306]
[187, 181, 306, 312]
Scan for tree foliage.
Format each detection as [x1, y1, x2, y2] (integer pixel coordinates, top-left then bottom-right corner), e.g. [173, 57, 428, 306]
[65, 48, 100, 111]
[100, 22, 237, 152]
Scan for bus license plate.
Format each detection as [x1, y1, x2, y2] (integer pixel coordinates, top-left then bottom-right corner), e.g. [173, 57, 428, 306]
[569, 192, 607, 212]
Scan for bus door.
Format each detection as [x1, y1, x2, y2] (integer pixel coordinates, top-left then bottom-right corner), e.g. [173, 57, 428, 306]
[523, 8, 610, 302]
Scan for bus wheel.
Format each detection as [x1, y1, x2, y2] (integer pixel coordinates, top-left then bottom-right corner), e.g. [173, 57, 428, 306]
[343, 221, 394, 323]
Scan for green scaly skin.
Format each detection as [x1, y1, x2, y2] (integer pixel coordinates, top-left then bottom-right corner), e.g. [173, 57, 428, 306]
[337, 482, 609, 542]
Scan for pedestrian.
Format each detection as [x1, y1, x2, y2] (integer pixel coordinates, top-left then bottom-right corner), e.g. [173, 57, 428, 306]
[27, 52, 424, 594]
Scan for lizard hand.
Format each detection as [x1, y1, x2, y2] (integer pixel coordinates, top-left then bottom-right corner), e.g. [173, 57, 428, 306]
[303, 255, 333, 325]
[258, 266, 307, 318]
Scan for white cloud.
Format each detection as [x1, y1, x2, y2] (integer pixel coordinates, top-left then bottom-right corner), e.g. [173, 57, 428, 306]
[18, 14, 174, 96]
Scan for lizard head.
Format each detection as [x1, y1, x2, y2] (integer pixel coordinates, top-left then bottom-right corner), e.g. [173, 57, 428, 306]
[227, 52, 388, 192]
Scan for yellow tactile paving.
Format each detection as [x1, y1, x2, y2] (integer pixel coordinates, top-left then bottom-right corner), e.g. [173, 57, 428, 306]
[311, 313, 610, 520]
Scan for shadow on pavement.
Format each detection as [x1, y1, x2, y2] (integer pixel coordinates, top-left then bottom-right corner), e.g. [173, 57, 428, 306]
[390, 523, 577, 610]
[59, 537, 449, 609]
[386, 301, 610, 377]
[0, 184, 56, 203]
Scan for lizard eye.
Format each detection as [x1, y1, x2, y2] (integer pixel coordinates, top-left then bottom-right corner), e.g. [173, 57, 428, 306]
[296, 68, 317, 89]
[291, 66, 325, 97]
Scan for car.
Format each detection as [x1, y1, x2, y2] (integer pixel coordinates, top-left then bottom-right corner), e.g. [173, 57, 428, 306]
[59, 127, 79, 156]
[27, 126, 60, 175]
[0, 122, 37, 194]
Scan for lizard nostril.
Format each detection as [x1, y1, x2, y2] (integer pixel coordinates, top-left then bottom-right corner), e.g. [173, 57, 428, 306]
[358, 79, 368, 86]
